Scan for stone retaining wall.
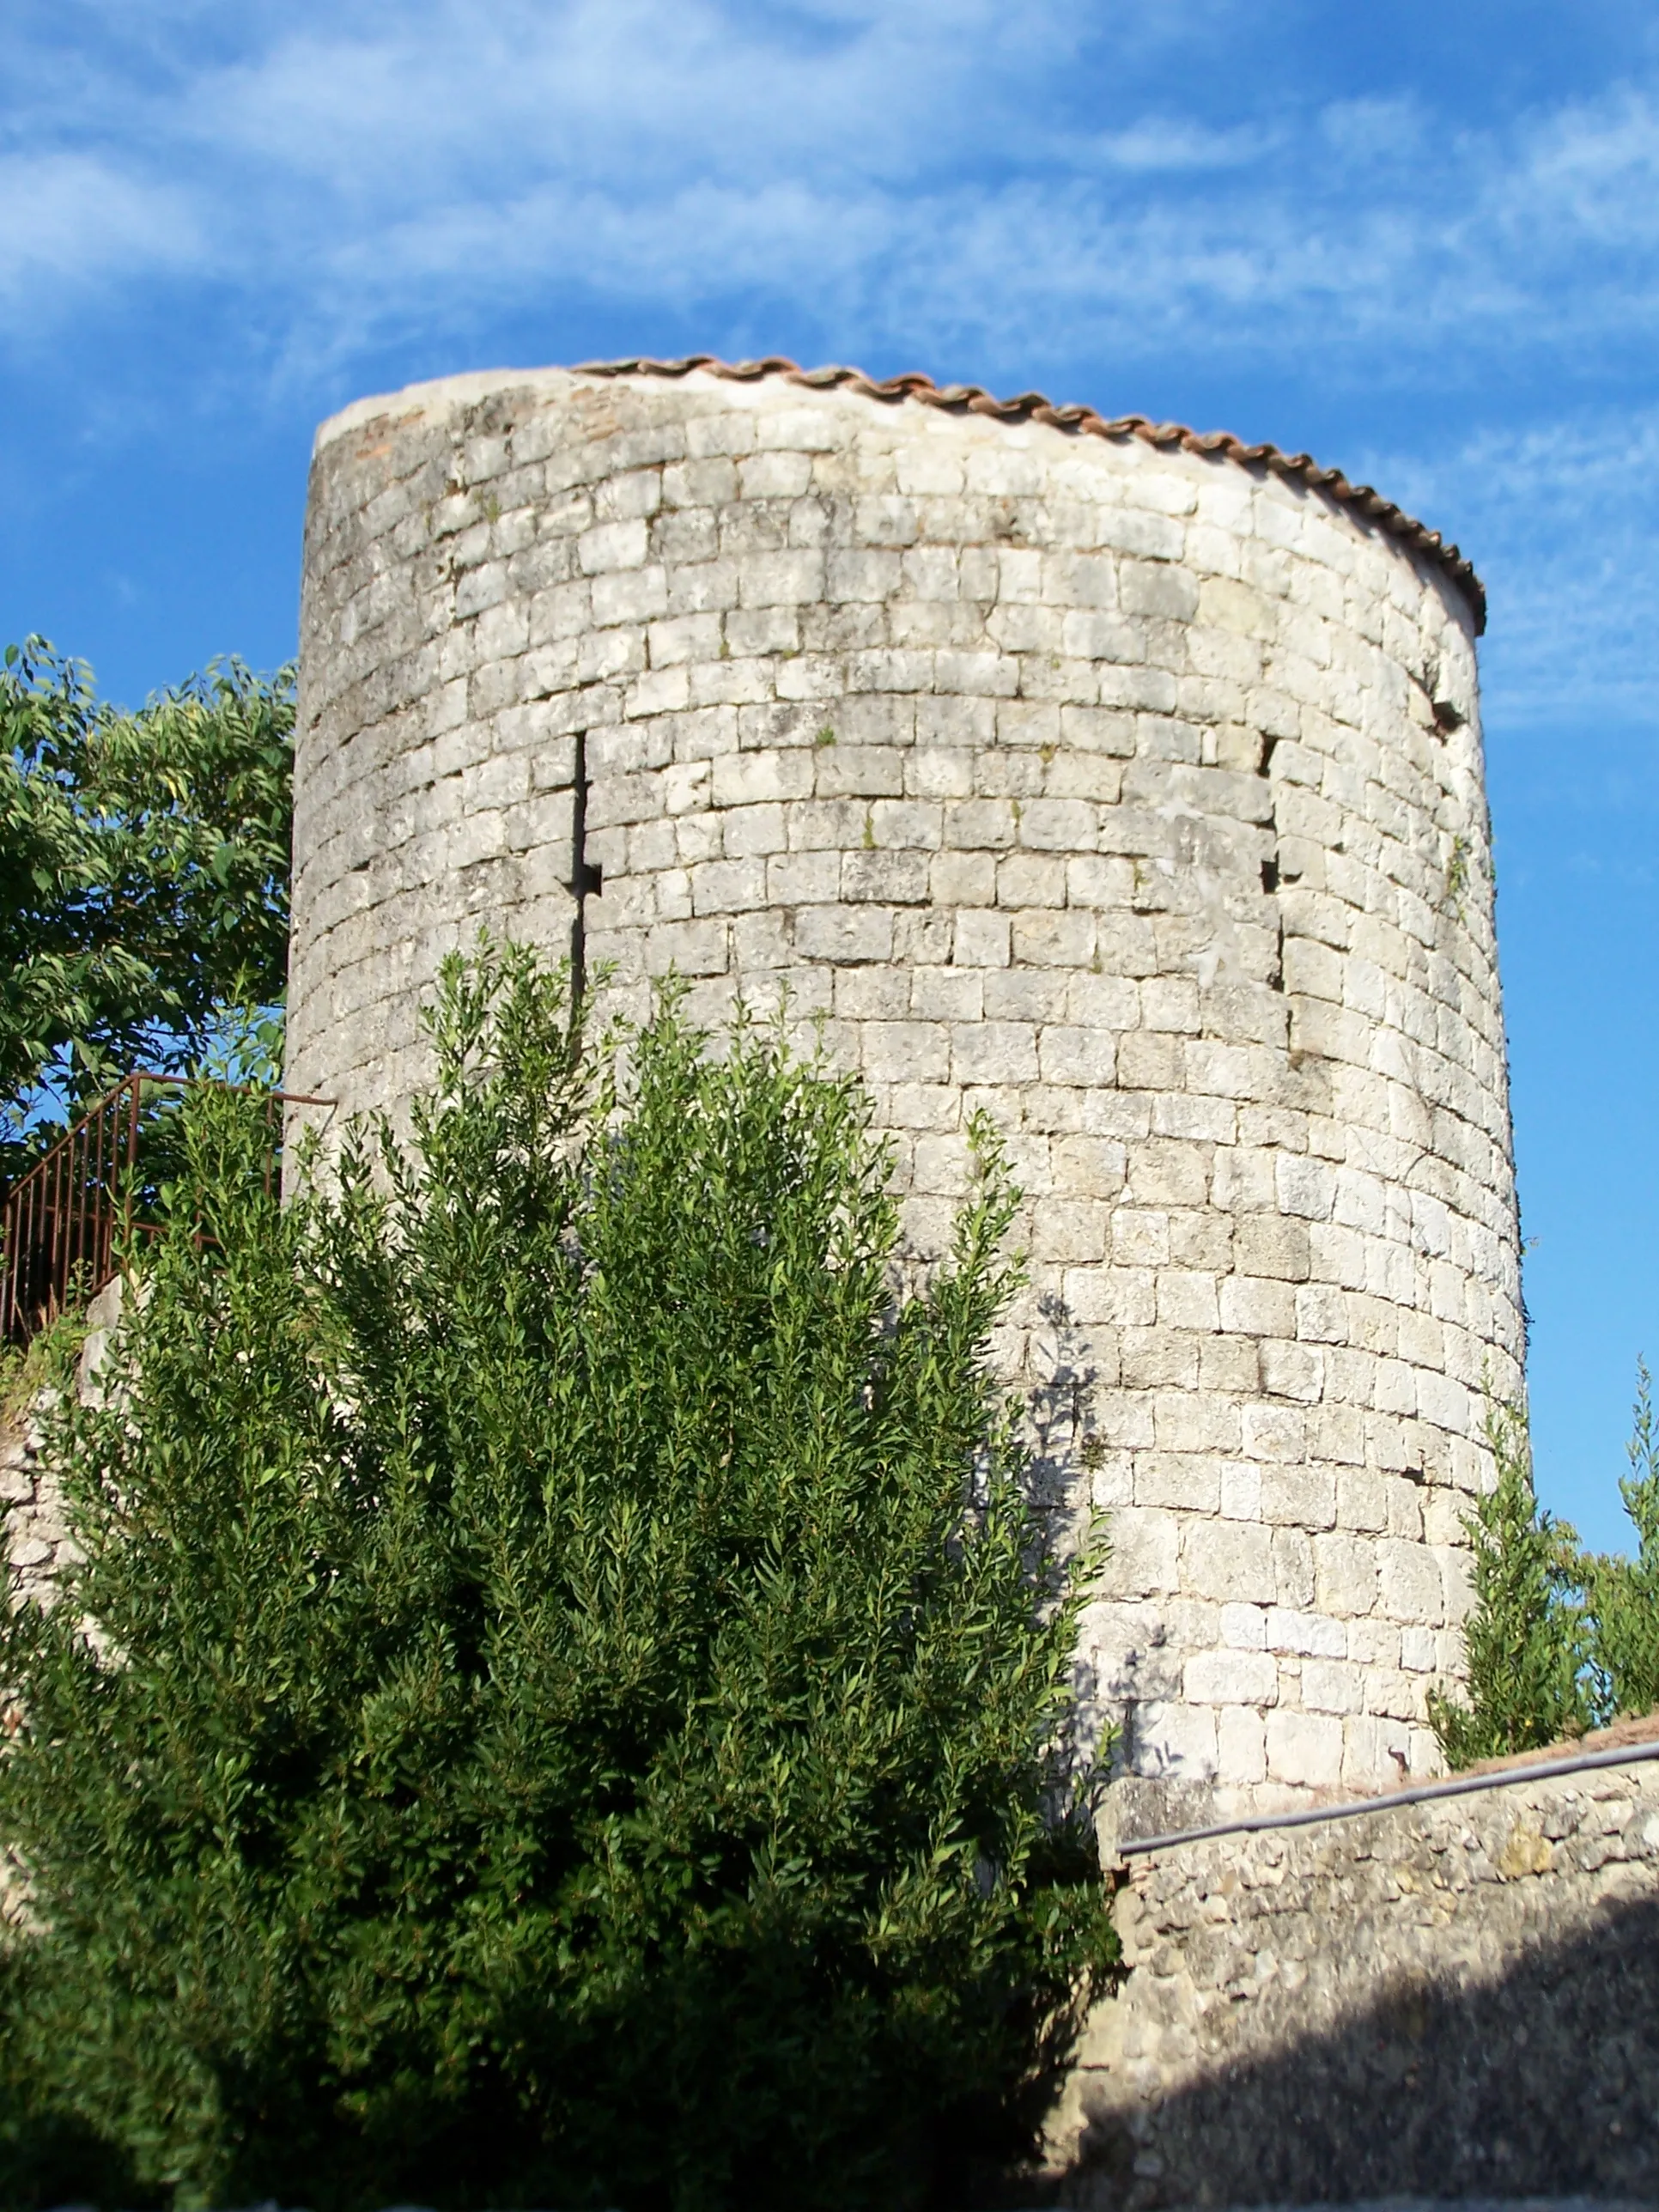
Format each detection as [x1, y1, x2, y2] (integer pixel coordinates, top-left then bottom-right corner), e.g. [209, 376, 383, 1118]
[0, 1281, 120, 1619]
[1, 1285, 123, 1936]
[0, 1401, 58, 1938]
[1045, 1752, 1659, 2206]
[1, 1404, 76, 1617]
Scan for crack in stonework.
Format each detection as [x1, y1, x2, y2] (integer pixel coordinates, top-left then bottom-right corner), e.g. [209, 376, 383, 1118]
[568, 731, 602, 1006]
[1258, 737, 1286, 993]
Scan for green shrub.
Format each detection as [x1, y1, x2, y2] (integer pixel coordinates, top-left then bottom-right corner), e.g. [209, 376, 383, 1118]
[1428, 1400, 1600, 1768]
[1583, 1364, 1659, 1720]
[0, 943, 1115, 2210]
[0, 1951, 150, 2212]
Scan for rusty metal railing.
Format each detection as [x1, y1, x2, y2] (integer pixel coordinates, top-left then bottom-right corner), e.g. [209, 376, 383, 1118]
[0, 1075, 332, 1350]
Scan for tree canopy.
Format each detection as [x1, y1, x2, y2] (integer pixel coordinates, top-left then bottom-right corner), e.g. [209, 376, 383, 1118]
[0, 637, 293, 1184]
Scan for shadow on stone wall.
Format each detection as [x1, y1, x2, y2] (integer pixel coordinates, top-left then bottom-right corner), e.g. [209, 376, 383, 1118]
[1054, 1886, 1659, 2209]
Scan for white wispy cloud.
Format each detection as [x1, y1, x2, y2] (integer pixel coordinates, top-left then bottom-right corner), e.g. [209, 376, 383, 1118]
[1373, 409, 1659, 732]
[9, 0, 1659, 381]
[0, 153, 204, 307]
[1080, 118, 1277, 173]
[7, 0, 1659, 722]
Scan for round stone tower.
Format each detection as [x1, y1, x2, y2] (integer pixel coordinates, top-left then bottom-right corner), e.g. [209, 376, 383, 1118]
[288, 358, 1521, 1815]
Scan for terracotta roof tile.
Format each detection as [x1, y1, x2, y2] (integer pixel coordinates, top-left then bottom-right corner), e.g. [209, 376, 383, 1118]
[576, 354, 1485, 634]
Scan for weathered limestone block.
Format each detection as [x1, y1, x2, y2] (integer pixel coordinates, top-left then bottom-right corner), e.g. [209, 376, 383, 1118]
[289, 360, 1522, 1807]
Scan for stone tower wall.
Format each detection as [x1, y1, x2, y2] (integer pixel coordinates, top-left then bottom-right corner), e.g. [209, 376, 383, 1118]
[289, 362, 1522, 1809]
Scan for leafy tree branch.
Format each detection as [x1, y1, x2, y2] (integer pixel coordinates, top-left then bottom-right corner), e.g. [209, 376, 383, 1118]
[0, 637, 292, 1185]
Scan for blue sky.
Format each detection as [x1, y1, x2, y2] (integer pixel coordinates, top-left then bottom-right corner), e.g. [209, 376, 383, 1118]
[5, 0, 1658, 1548]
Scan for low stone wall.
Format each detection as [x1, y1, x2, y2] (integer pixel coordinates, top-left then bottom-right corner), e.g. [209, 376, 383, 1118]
[0, 1282, 121, 1616]
[0, 1404, 53, 1937]
[1, 1285, 124, 1936]
[1046, 1749, 1659, 2206]
[0, 1402, 76, 1615]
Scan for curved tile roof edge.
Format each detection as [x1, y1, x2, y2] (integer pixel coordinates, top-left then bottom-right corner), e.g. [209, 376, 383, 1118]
[575, 354, 1486, 635]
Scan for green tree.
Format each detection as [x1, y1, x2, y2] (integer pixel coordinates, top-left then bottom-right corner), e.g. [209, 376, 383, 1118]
[1583, 1363, 1659, 1719]
[1429, 1401, 1601, 1769]
[0, 944, 1115, 2211]
[0, 636, 293, 1183]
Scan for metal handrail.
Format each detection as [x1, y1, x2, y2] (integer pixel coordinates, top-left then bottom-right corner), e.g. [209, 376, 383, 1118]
[0, 1074, 332, 1349]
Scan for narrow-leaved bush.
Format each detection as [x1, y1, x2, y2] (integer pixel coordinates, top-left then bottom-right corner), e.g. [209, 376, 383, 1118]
[0, 943, 1115, 2210]
[1428, 1401, 1599, 1766]
[1583, 1363, 1659, 1720]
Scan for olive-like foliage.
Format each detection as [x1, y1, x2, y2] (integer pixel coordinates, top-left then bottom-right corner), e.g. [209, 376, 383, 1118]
[0, 942, 1115, 2211]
